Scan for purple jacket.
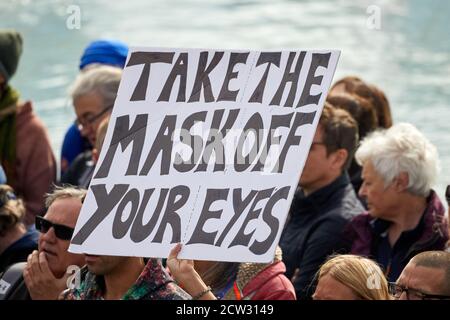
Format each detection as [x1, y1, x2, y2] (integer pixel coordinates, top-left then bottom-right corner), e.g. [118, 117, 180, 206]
[344, 190, 449, 264]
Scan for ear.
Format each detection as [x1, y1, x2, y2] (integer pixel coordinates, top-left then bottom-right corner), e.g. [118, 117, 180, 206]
[330, 149, 348, 171]
[393, 172, 409, 192]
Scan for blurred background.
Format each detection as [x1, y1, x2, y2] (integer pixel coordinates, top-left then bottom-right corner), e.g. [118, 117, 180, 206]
[1, 0, 449, 201]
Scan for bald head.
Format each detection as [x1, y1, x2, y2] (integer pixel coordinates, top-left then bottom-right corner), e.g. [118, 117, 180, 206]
[410, 251, 450, 295]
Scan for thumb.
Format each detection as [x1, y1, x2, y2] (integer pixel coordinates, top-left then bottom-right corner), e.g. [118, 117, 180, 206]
[168, 243, 182, 261]
[38, 252, 56, 280]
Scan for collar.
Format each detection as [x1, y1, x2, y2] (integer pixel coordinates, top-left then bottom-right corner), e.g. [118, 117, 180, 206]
[292, 173, 350, 214]
[5, 228, 38, 252]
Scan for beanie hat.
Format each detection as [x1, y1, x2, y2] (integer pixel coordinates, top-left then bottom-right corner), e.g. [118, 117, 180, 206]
[79, 39, 129, 70]
[0, 30, 23, 82]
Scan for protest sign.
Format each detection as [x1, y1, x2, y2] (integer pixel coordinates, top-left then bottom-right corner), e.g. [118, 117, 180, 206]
[69, 48, 340, 262]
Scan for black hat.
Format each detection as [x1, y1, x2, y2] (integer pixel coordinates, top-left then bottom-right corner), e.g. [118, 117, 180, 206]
[0, 29, 23, 82]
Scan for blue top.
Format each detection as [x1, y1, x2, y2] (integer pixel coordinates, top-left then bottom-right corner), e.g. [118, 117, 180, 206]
[0, 228, 39, 273]
[60, 123, 90, 175]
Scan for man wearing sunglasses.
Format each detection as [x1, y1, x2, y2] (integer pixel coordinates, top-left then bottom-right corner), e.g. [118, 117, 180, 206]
[1, 186, 86, 300]
[391, 251, 450, 300]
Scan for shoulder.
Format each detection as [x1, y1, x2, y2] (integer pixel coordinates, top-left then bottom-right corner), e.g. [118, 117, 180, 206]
[60, 266, 94, 300]
[16, 102, 46, 130]
[336, 184, 365, 217]
[15, 102, 52, 148]
[244, 261, 296, 300]
[0, 262, 29, 300]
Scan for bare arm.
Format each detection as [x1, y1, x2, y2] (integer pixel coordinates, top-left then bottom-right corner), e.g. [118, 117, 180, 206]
[166, 243, 216, 300]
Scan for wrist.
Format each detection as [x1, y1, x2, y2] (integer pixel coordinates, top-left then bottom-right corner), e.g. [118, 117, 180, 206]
[192, 286, 213, 300]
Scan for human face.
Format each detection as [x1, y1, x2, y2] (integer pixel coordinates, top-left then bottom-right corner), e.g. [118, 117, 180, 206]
[313, 273, 360, 300]
[74, 93, 110, 146]
[394, 262, 447, 300]
[359, 161, 397, 219]
[85, 255, 128, 276]
[38, 198, 85, 278]
[300, 127, 337, 195]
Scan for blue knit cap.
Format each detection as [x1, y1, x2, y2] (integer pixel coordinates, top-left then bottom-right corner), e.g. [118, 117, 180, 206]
[79, 39, 129, 70]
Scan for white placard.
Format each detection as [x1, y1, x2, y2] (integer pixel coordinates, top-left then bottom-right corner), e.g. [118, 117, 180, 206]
[69, 48, 340, 263]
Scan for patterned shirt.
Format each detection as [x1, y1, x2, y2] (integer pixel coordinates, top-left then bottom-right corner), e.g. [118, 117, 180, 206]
[62, 258, 191, 300]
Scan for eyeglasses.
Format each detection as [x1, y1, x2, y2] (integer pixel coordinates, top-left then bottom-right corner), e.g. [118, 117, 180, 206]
[76, 105, 113, 131]
[35, 216, 75, 241]
[388, 282, 450, 300]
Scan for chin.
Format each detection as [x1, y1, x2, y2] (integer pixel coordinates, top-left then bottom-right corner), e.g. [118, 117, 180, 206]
[86, 263, 99, 274]
[368, 209, 382, 218]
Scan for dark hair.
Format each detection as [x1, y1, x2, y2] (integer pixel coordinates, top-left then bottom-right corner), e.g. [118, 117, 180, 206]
[411, 251, 450, 295]
[0, 184, 25, 236]
[327, 93, 377, 140]
[319, 103, 359, 171]
[330, 76, 392, 128]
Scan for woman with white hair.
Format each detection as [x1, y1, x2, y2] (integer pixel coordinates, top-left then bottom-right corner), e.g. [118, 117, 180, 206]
[344, 123, 449, 282]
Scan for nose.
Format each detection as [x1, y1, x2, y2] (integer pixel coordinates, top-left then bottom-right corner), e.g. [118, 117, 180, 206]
[358, 184, 366, 198]
[41, 226, 57, 243]
[79, 123, 91, 138]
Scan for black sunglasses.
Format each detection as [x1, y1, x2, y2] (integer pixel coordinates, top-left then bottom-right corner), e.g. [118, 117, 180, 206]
[35, 216, 75, 241]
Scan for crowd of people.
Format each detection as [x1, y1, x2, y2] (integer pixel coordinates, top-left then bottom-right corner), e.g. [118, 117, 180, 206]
[1, 28, 449, 300]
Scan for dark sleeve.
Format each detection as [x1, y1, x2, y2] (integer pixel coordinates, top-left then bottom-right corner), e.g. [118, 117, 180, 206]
[5, 278, 31, 300]
[60, 151, 91, 187]
[293, 217, 349, 300]
[341, 218, 358, 252]
[0, 263, 31, 300]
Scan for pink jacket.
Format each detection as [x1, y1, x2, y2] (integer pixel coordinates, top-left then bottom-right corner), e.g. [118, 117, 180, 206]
[223, 248, 296, 300]
[241, 260, 296, 300]
[15, 101, 56, 225]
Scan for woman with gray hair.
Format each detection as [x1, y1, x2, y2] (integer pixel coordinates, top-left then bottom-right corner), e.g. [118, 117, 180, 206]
[344, 123, 449, 282]
[60, 66, 122, 188]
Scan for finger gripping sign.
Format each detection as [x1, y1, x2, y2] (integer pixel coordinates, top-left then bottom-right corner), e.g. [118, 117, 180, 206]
[69, 48, 340, 263]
